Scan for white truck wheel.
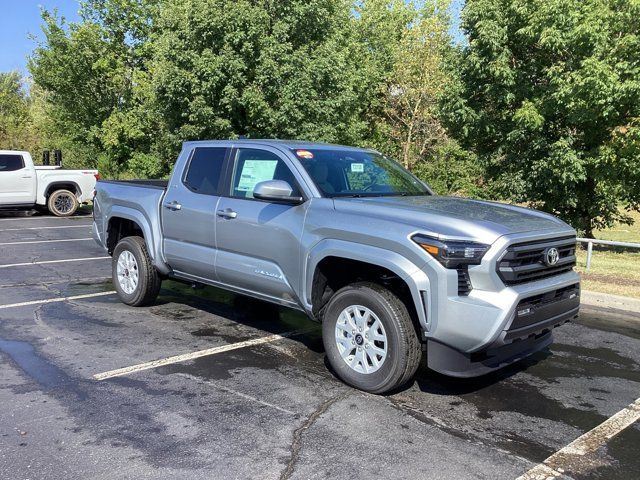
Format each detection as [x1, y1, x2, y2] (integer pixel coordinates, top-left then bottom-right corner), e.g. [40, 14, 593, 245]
[47, 189, 79, 217]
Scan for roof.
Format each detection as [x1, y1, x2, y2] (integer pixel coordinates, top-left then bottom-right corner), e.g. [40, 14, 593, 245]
[0, 150, 29, 155]
[182, 139, 375, 152]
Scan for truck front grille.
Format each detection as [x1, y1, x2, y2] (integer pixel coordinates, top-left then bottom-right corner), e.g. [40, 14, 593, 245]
[497, 236, 576, 286]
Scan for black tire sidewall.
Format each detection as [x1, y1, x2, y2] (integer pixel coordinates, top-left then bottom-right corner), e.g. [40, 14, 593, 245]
[48, 190, 78, 217]
[112, 237, 150, 306]
[322, 285, 407, 393]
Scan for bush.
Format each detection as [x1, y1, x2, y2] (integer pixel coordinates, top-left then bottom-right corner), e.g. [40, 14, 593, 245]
[412, 140, 487, 198]
[128, 152, 164, 179]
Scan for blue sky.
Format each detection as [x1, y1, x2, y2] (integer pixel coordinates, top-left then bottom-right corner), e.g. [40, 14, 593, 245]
[0, 1, 80, 74]
[0, 0, 464, 75]
[450, 0, 465, 44]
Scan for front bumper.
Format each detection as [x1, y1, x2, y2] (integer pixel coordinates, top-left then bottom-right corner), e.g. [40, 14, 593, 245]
[426, 280, 580, 377]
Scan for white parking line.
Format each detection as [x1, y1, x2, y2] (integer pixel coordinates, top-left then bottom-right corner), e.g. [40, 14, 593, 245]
[0, 215, 92, 222]
[0, 257, 110, 269]
[0, 291, 116, 310]
[0, 225, 89, 232]
[516, 397, 640, 479]
[0, 237, 93, 246]
[176, 373, 296, 415]
[93, 329, 307, 380]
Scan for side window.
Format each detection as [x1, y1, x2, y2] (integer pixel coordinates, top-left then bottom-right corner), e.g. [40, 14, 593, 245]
[0, 154, 25, 172]
[183, 147, 227, 195]
[230, 148, 301, 199]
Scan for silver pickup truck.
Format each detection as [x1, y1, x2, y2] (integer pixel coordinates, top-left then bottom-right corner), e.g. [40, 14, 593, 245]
[93, 139, 580, 393]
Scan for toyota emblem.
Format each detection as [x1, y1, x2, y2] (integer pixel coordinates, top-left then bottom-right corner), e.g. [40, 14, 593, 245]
[545, 247, 560, 266]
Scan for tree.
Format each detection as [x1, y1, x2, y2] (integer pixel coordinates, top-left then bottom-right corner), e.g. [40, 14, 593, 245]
[152, 0, 366, 156]
[351, 1, 479, 196]
[0, 72, 34, 150]
[29, 0, 158, 175]
[443, 0, 640, 236]
[379, 0, 451, 171]
[28, 0, 465, 183]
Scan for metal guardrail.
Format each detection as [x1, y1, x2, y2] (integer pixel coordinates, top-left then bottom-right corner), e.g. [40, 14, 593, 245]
[576, 237, 640, 271]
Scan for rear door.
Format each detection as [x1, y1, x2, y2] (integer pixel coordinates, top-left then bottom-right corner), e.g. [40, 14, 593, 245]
[0, 153, 36, 205]
[161, 146, 229, 281]
[214, 146, 308, 305]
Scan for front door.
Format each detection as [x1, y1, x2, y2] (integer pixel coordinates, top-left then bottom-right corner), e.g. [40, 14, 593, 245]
[0, 153, 36, 205]
[161, 146, 228, 281]
[215, 147, 308, 305]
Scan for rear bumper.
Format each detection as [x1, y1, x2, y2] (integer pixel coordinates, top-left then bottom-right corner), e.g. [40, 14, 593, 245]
[92, 221, 107, 251]
[426, 283, 579, 377]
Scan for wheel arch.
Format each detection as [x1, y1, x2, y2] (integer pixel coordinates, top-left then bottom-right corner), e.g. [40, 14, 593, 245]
[105, 207, 170, 275]
[44, 181, 81, 199]
[305, 240, 430, 333]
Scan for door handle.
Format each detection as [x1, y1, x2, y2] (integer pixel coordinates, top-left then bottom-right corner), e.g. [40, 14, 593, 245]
[216, 208, 237, 219]
[163, 201, 182, 211]
[21, 175, 33, 179]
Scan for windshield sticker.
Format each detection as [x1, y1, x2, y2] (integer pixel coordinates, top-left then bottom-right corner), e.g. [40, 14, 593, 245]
[350, 163, 364, 173]
[237, 160, 278, 191]
[295, 149, 314, 159]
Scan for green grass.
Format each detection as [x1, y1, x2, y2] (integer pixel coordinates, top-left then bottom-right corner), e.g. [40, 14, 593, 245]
[585, 210, 640, 243]
[575, 210, 640, 298]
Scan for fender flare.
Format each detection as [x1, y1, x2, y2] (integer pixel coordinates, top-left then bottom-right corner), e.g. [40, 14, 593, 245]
[37, 180, 82, 205]
[304, 239, 431, 331]
[107, 206, 170, 275]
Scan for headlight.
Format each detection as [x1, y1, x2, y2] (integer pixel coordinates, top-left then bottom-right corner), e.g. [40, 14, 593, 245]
[412, 234, 489, 269]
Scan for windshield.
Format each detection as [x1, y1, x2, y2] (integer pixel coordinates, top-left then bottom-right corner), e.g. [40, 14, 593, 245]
[293, 148, 430, 197]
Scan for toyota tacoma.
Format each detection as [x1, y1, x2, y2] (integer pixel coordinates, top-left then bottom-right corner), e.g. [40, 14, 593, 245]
[92, 140, 580, 393]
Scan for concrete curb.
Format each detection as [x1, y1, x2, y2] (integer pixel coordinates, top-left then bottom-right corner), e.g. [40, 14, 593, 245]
[581, 290, 640, 315]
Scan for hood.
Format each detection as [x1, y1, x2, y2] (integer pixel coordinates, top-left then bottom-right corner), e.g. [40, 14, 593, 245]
[332, 195, 574, 244]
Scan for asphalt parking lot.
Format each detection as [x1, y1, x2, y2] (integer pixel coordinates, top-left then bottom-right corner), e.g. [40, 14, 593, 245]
[0, 213, 638, 480]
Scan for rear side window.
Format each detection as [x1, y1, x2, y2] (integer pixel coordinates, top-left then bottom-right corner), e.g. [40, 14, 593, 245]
[183, 147, 227, 195]
[0, 154, 25, 172]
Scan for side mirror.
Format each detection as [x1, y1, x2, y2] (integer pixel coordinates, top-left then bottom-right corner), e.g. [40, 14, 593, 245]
[253, 180, 304, 204]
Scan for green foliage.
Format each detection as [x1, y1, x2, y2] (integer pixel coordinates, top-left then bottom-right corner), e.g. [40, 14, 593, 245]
[152, 0, 365, 155]
[412, 139, 487, 197]
[28, 0, 158, 172]
[443, 0, 640, 236]
[0, 72, 35, 150]
[128, 151, 164, 178]
[374, 1, 453, 171]
[22, 0, 472, 197]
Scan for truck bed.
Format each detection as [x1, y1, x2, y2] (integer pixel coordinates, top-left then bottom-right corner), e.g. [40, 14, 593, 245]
[93, 179, 168, 262]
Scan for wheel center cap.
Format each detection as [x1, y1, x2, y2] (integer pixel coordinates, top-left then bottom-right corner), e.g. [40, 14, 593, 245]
[124, 269, 129, 276]
[354, 334, 364, 346]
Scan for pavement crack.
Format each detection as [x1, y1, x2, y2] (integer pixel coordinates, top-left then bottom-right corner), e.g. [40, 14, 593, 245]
[279, 391, 349, 480]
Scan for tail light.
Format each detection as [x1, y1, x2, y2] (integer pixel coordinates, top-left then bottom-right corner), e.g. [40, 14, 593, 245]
[81, 171, 100, 181]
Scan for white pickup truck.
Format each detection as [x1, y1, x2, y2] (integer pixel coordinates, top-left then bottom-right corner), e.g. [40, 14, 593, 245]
[0, 150, 99, 216]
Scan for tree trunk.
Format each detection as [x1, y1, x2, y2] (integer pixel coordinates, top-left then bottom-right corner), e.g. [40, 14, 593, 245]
[403, 123, 413, 170]
[583, 223, 594, 239]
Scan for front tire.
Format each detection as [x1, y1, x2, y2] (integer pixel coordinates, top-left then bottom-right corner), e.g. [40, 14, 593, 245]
[322, 282, 422, 394]
[112, 236, 161, 306]
[47, 189, 79, 217]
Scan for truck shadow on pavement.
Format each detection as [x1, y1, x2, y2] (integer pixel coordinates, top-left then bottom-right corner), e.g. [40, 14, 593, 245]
[150, 281, 325, 354]
[128, 280, 549, 394]
[411, 351, 552, 396]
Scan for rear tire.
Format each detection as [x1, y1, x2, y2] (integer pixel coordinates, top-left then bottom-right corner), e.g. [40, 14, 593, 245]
[112, 236, 161, 306]
[47, 189, 79, 217]
[322, 282, 422, 394]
